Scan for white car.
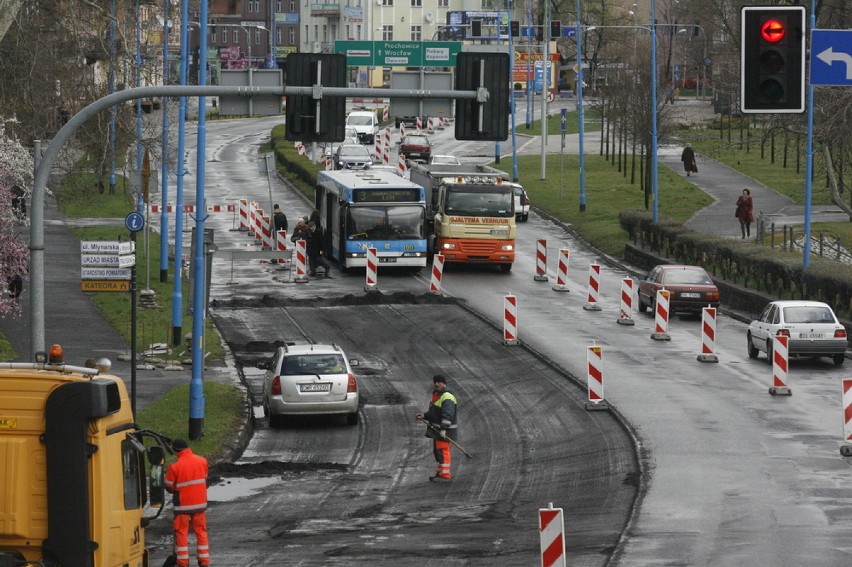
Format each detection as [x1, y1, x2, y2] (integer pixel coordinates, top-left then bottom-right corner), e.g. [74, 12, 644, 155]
[747, 300, 848, 366]
[429, 155, 460, 166]
[512, 186, 530, 222]
[260, 343, 360, 426]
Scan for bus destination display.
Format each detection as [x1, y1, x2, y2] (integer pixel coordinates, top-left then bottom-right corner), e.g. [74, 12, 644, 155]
[353, 189, 421, 203]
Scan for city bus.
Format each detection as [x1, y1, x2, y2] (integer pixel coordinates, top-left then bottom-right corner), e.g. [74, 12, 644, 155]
[315, 170, 428, 271]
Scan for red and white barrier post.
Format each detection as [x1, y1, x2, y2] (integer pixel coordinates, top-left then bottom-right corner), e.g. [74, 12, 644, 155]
[295, 141, 305, 156]
[276, 230, 288, 266]
[585, 345, 609, 411]
[364, 247, 379, 291]
[254, 209, 265, 245]
[429, 254, 445, 294]
[503, 294, 518, 346]
[552, 249, 570, 292]
[534, 239, 549, 282]
[583, 264, 602, 311]
[617, 278, 635, 326]
[237, 198, 249, 231]
[769, 334, 792, 396]
[248, 202, 258, 236]
[650, 289, 671, 341]
[697, 307, 719, 362]
[539, 503, 566, 567]
[398, 153, 408, 176]
[293, 239, 309, 283]
[261, 214, 273, 250]
[840, 379, 852, 457]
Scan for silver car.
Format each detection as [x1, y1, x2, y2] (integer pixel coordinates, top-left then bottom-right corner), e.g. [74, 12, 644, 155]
[747, 300, 848, 366]
[260, 343, 360, 426]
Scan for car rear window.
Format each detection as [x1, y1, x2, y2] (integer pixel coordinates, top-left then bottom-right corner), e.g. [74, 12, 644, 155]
[783, 306, 835, 324]
[283, 355, 346, 375]
[663, 269, 711, 285]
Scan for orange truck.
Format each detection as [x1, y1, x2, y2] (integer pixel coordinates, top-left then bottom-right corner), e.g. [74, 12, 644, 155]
[409, 163, 518, 272]
[0, 345, 170, 567]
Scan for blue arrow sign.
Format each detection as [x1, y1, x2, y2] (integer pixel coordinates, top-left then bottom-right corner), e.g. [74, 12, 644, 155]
[811, 30, 852, 86]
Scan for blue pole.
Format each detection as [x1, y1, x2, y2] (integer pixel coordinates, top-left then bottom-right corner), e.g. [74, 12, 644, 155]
[525, 1, 532, 128]
[135, 0, 143, 213]
[650, 0, 660, 224]
[495, 13, 503, 164]
[108, 0, 117, 194]
[159, 0, 170, 283]
[509, 8, 519, 182]
[189, 0, 210, 440]
[172, 0, 188, 346]
[803, 1, 815, 268]
[576, 0, 586, 212]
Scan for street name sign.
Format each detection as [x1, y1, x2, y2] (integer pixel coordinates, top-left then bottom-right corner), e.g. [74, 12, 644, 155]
[811, 30, 852, 86]
[81, 241, 135, 254]
[81, 280, 130, 292]
[81, 254, 136, 268]
[81, 268, 133, 280]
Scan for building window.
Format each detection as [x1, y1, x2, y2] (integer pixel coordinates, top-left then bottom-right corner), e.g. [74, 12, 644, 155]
[411, 0, 421, 6]
[289, 27, 296, 45]
[277, 1, 284, 10]
[437, 0, 448, 6]
[381, 0, 393, 6]
[289, 0, 296, 11]
[411, 25, 421, 41]
[233, 28, 240, 43]
[382, 24, 393, 40]
[356, 24, 362, 39]
[210, 28, 217, 43]
[305, 24, 309, 41]
[254, 28, 262, 43]
[249, 0, 260, 12]
[277, 27, 283, 44]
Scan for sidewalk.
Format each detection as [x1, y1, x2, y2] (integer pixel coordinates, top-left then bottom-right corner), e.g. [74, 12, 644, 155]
[509, 96, 847, 236]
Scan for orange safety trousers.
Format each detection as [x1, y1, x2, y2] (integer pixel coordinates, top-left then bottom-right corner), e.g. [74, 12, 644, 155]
[173, 512, 210, 567]
[433, 439, 452, 479]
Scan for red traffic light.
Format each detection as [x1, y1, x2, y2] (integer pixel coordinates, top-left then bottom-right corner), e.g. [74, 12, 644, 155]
[760, 19, 785, 43]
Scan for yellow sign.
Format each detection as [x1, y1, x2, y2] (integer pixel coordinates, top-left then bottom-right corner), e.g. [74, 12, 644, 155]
[82, 280, 130, 292]
[0, 417, 17, 429]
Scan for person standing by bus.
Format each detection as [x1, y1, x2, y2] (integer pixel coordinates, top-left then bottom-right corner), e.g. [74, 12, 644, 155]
[306, 221, 332, 277]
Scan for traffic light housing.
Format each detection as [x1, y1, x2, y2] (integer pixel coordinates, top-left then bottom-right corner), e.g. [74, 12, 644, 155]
[284, 53, 346, 142]
[454, 52, 510, 141]
[550, 21, 561, 40]
[510, 20, 520, 38]
[740, 6, 805, 114]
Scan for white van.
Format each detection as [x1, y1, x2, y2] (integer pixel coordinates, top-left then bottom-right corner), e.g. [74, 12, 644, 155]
[346, 110, 379, 144]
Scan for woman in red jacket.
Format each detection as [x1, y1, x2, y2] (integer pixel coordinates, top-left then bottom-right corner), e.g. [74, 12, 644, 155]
[736, 188, 754, 239]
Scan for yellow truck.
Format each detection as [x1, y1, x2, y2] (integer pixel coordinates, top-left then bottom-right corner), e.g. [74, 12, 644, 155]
[0, 345, 170, 567]
[409, 163, 518, 272]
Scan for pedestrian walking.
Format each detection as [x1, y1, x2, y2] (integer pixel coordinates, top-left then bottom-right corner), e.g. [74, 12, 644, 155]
[272, 204, 288, 234]
[681, 143, 697, 177]
[665, 84, 675, 105]
[736, 188, 754, 239]
[164, 439, 211, 567]
[415, 374, 458, 483]
[305, 221, 332, 277]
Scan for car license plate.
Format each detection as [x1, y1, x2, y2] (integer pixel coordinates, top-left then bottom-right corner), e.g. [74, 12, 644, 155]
[681, 292, 701, 298]
[379, 257, 397, 263]
[299, 383, 332, 392]
[798, 332, 824, 339]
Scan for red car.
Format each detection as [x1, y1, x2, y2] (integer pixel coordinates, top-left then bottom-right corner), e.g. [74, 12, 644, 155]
[637, 264, 720, 314]
[399, 134, 432, 163]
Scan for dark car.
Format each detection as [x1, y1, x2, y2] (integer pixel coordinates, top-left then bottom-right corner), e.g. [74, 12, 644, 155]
[399, 134, 432, 163]
[334, 144, 373, 170]
[637, 264, 720, 314]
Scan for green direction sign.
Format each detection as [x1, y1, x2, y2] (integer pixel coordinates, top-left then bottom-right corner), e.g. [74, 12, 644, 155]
[334, 41, 461, 67]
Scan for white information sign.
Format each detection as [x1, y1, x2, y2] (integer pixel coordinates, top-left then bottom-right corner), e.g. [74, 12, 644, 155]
[81, 267, 132, 280]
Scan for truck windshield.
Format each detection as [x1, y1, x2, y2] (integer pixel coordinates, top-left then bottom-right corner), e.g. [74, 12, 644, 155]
[445, 189, 513, 217]
[347, 206, 425, 240]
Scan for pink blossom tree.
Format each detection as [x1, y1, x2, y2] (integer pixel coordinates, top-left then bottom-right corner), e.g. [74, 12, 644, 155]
[0, 117, 34, 318]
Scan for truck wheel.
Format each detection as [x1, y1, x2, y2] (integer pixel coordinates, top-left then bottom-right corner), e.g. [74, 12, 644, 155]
[499, 263, 512, 272]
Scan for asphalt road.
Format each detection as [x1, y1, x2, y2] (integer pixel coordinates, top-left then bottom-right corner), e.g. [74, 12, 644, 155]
[142, 115, 852, 566]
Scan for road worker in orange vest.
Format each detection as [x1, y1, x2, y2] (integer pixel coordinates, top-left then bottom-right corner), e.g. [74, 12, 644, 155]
[164, 439, 211, 567]
[415, 374, 459, 483]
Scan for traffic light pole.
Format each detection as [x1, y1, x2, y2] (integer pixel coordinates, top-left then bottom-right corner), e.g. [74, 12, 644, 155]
[803, 0, 816, 268]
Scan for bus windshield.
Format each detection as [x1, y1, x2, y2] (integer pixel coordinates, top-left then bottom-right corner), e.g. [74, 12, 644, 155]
[347, 206, 425, 240]
[445, 188, 513, 217]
